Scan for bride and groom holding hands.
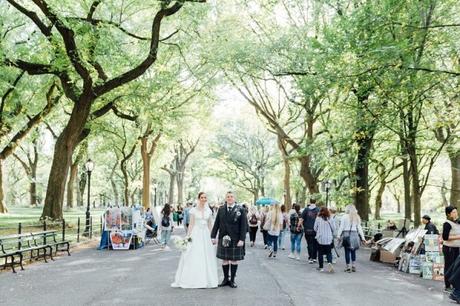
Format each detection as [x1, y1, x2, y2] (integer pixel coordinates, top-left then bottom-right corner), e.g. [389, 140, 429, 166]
[171, 191, 248, 289]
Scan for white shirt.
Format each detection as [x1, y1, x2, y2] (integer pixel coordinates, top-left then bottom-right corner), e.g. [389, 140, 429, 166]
[337, 214, 364, 239]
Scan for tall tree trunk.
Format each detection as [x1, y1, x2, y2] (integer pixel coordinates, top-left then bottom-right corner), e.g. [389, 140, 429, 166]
[278, 136, 291, 210]
[141, 132, 161, 209]
[66, 163, 78, 209]
[354, 136, 373, 221]
[299, 157, 319, 194]
[408, 144, 421, 226]
[176, 173, 184, 207]
[450, 152, 460, 207]
[30, 165, 38, 207]
[141, 149, 151, 209]
[402, 155, 411, 220]
[122, 166, 130, 206]
[300, 185, 307, 205]
[0, 160, 7, 213]
[78, 171, 86, 207]
[168, 172, 176, 205]
[374, 180, 386, 220]
[41, 98, 93, 220]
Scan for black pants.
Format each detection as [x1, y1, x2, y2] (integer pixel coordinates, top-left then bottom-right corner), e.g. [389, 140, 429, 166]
[443, 245, 460, 288]
[317, 244, 333, 268]
[261, 229, 269, 246]
[305, 233, 318, 260]
[249, 227, 258, 242]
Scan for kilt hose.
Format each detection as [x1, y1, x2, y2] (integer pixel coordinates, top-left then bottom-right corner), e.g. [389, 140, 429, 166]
[216, 239, 245, 261]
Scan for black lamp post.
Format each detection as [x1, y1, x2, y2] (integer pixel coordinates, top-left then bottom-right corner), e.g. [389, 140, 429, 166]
[84, 159, 95, 236]
[153, 183, 158, 207]
[325, 180, 331, 208]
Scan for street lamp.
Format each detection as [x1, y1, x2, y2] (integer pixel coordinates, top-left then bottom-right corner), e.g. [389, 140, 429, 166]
[153, 182, 158, 207]
[84, 159, 94, 236]
[325, 180, 331, 208]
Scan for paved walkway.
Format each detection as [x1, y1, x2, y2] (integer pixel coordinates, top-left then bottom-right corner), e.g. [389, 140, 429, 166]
[0, 230, 452, 306]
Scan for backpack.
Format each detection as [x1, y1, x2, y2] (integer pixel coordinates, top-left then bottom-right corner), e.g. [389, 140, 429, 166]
[290, 213, 300, 233]
[249, 214, 258, 225]
[161, 215, 170, 227]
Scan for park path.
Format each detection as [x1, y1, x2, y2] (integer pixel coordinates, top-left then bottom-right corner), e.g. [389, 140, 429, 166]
[0, 229, 451, 306]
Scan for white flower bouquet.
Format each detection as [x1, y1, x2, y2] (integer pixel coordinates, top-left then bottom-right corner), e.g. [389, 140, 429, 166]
[174, 236, 192, 251]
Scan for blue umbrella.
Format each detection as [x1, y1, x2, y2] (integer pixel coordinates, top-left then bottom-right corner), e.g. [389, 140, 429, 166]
[255, 197, 280, 206]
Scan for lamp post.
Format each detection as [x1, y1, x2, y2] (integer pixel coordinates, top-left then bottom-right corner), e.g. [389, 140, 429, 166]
[325, 180, 331, 208]
[153, 182, 158, 207]
[84, 159, 94, 236]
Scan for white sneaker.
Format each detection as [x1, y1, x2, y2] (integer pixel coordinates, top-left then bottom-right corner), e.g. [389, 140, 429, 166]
[288, 253, 296, 259]
[308, 259, 314, 264]
[296, 256, 300, 260]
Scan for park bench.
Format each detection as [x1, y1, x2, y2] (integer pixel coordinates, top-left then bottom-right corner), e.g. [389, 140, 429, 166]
[0, 233, 52, 273]
[31, 230, 71, 257]
[0, 230, 71, 273]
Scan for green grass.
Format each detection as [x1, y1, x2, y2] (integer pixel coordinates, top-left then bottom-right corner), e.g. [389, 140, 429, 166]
[0, 206, 106, 238]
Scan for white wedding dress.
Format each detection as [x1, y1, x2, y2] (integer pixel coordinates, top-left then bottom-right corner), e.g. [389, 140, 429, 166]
[171, 206, 218, 288]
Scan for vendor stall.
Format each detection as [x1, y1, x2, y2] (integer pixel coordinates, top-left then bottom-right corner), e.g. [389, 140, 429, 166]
[99, 205, 147, 250]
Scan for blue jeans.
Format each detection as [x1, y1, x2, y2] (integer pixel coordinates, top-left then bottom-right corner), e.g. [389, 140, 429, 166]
[160, 229, 171, 246]
[290, 232, 302, 253]
[278, 229, 287, 249]
[344, 247, 356, 265]
[268, 234, 279, 252]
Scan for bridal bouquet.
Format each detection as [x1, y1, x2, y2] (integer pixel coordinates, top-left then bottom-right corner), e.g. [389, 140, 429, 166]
[174, 236, 192, 251]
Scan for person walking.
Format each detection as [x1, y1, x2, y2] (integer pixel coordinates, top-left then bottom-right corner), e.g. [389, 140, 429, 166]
[288, 204, 303, 260]
[160, 204, 174, 249]
[278, 205, 289, 251]
[247, 206, 260, 247]
[314, 207, 336, 272]
[300, 199, 319, 263]
[260, 206, 269, 249]
[264, 204, 283, 258]
[442, 206, 460, 293]
[337, 204, 366, 272]
[183, 202, 192, 232]
[177, 206, 183, 226]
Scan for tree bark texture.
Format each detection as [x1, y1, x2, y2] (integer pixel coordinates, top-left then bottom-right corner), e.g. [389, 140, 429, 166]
[450, 152, 460, 207]
[0, 160, 7, 213]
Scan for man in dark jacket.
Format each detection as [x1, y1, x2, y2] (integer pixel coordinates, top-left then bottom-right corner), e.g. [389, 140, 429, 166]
[422, 215, 439, 234]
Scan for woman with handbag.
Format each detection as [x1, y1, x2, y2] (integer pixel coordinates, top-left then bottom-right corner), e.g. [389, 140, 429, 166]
[337, 204, 366, 272]
[314, 207, 336, 272]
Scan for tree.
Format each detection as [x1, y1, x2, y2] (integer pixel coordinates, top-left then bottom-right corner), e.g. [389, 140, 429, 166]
[3, 0, 205, 220]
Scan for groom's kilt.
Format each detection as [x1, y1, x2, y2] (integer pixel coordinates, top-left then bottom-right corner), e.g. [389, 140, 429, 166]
[216, 239, 245, 261]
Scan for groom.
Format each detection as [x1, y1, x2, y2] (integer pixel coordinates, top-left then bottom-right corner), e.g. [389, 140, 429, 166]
[211, 191, 247, 288]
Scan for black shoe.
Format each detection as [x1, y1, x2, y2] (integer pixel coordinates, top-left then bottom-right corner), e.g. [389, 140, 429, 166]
[218, 279, 230, 287]
[229, 281, 238, 288]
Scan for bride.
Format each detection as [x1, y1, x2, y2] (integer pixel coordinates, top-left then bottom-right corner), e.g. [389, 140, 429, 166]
[171, 192, 218, 288]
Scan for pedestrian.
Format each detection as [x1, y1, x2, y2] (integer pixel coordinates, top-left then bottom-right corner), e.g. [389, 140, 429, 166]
[330, 208, 339, 263]
[288, 204, 303, 260]
[442, 206, 460, 293]
[300, 199, 319, 263]
[248, 206, 260, 247]
[160, 203, 174, 249]
[337, 204, 366, 272]
[264, 204, 283, 258]
[260, 206, 269, 249]
[314, 207, 336, 272]
[177, 206, 183, 226]
[211, 191, 248, 288]
[278, 205, 289, 251]
[183, 202, 192, 231]
[422, 215, 439, 234]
